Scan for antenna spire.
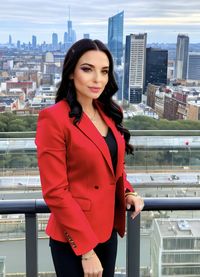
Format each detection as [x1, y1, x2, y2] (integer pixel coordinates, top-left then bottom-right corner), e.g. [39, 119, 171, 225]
[68, 6, 71, 20]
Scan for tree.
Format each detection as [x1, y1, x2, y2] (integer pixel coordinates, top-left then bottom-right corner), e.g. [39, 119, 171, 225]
[0, 121, 7, 132]
[124, 116, 200, 130]
[8, 119, 27, 132]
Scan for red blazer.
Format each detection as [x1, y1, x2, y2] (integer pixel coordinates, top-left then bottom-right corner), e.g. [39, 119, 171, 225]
[35, 99, 133, 255]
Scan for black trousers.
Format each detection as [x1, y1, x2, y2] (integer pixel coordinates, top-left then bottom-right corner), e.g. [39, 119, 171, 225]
[49, 230, 118, 277]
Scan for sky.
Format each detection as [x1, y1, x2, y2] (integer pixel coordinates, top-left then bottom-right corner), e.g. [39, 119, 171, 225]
[1, 0, 200, 44]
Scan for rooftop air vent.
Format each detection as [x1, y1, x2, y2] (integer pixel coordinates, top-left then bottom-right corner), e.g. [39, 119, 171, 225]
[178, 220, 190, 231]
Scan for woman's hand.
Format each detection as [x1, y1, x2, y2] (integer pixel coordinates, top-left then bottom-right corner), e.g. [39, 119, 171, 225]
[82, 250, 103, 277]
[125, 193, 144, 219]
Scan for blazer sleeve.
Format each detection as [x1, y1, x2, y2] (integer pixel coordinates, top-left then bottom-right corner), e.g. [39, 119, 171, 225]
[123, 167, 134, 192]
[35, 108, 99, 255]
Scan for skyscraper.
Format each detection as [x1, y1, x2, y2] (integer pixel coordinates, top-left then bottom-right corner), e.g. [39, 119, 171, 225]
[63, 8, 76, 50]
[17, 40, 21, 49]
[108, 11, 124, 66]
[113, 67, 123, 102]
[64, 32, 68, 44]
[52, 33, 58, 50]
[123, 33, 147, 104]
[145, 48, 168, 90]
[187, 52, 200, 80]
[9, 35, 12, 45]
[83, 34, 90, 39]
[175, 34, 189, 80]
[32, 35, 37, 49]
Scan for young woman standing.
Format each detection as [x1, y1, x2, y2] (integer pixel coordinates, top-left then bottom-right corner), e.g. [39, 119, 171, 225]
[35, 38, 144, 277]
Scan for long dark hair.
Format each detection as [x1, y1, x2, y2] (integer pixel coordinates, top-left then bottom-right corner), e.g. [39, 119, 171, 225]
[56, 38, 133, 154]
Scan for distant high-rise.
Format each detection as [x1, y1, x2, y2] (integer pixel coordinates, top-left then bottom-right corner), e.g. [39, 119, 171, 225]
[175, 34, 189, 80]
[17, 40, 21, 49]
[123, 33, 147, 104]
[32, 35, 37, 49]
[52, 33, 58, 50]
[187, 52, 200, 80]
[9, 35, 12, 45]
[83, 34, 90, 39]
[108, 11, 124, 66]
[145, 48, 168, 90]
[64, 8, 76, 50]
[64, 32, 68, 44]
[67, 20, 73, 42]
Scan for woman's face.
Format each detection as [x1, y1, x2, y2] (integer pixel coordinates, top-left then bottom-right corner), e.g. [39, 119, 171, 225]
[70, 50, 109, 103]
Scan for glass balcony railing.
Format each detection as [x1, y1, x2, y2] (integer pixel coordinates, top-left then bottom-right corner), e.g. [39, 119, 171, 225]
[1, 130, 200, 176]
[0, 198, 200, 277]
[0, 130, 200, 277]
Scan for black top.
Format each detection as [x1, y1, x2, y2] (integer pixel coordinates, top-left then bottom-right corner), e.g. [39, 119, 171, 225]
[103, 128, 118, 174]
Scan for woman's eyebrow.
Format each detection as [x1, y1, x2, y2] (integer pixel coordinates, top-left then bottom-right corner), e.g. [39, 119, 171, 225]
[80, 63, 94, 67]
[80, 63, 109, 69]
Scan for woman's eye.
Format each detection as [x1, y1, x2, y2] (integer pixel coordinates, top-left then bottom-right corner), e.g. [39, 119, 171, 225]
[102, 70, 109, 75]
[81, 67, 92, 72]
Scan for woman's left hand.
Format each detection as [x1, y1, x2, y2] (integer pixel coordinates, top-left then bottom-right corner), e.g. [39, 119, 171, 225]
[126, 194, 144, 219]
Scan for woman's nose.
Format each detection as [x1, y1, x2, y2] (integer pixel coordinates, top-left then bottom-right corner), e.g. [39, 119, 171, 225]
[93, 71, 101, 82]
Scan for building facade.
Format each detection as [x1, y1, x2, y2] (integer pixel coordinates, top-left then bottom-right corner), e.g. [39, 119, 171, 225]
[155, 90, 165, 118]
[175, 34, 189, 80]
[187, 102, 200, 120]
[114, 67, 123, 102]
[123, 33, 147, 104]
[146, 84, 160, 110]
[83, 34, 90, 39]
[108, 11, 124, 66]
[6, 81, 33, 94]
[63, 14, 76, 50]
[52, 33, 58, 50]
[151, 218, 200, 277]
[164, 95, 179, 120]
[187, 52, 200, 81]
[145, 48, 168, 91]
[32, 35, 37, 49]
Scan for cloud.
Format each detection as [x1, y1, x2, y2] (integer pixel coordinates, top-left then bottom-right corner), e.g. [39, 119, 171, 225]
[1, 0, 200, 43]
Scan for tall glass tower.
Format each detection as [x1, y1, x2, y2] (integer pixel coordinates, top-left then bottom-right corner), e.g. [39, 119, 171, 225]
[32, 35, 37, 49]
[123, 33, 147, 104]
[145, 47, 168, 90]
[187, 52, 200, 80]
[175, 34, 189, 80]
[52, 33, 58, 50]
[108, 11, 124, 66]
[63, 7, 76, 50]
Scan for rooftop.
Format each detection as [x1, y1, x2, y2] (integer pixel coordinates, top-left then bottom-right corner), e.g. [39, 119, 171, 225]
[155, 218, 200, 237]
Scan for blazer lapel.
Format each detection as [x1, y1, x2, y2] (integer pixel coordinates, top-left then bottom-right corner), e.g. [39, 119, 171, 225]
[76, 103, 125, 180]
[76, 113, 115, 176]
[96, 104, 125, 181]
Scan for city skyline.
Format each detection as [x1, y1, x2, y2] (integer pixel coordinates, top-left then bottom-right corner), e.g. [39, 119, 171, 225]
[1, 0, 200, 44]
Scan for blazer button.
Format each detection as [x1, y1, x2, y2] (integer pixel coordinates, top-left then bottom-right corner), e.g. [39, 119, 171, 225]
[94, 185, 99, 189]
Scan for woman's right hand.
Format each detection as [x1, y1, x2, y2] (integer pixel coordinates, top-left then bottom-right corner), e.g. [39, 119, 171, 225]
[81, 250, 103, 277]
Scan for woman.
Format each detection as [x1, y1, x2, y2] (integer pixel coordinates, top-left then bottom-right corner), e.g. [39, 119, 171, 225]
[35, 38, 144, 277]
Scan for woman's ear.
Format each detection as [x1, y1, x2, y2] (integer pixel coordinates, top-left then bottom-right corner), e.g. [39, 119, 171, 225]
[69, 73, 73, 80]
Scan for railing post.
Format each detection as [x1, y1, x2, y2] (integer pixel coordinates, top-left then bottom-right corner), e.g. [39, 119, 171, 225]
[25, 213, 38, 277]
[126, 212, 140, 277]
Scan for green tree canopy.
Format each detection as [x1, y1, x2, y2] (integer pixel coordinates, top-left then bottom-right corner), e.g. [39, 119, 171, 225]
[124, 116, 200, 130]
[0, 113, 37, 132]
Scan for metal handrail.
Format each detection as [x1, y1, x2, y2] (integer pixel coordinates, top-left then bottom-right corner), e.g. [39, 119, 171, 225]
[1, 197, 200, 213]
[1, 198, 200, 277]
[0, 199, 49, 214]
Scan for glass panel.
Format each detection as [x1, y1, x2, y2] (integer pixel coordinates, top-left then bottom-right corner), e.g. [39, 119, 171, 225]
[140, 210, 200, 277]
[0, 215, 26, 275]
[0, 133, 200, 276]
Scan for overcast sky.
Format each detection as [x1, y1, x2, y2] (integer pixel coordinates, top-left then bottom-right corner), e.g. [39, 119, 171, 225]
[1, 0, 200, 44]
